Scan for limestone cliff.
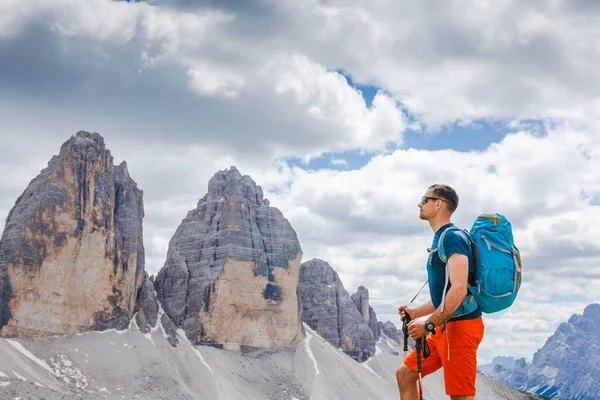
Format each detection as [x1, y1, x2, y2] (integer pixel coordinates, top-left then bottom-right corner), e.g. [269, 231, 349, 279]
[298, 259, 376, 362]
[0, 131, 146, 337]
[154, 166, 304, 349]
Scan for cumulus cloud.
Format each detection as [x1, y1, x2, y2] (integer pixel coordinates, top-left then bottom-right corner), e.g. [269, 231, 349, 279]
[0, 0, 409, 164]
[271, 54, 406, 157]
[187, 63, 245, 98]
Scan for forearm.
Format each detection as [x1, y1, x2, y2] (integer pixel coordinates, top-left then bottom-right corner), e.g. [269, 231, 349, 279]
[412, 300, 435, 319]
[428, 286, 467, 326]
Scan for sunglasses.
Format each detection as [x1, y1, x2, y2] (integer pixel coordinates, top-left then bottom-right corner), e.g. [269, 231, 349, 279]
[420, 196, 448, 205]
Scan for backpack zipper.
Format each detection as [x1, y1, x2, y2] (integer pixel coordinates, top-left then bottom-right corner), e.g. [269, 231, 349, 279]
[481, 235, 512, 254]
[478, 215, 501, 226]
[481, 236, 521, 293]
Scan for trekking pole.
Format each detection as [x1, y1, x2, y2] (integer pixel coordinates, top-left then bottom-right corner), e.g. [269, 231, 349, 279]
[416, 338, 424, 400]
[402, 312, 411, 360]
[402, 311, 425, 399]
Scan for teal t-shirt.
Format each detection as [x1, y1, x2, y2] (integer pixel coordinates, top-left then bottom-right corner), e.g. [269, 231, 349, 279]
[427, 223, 481, 322]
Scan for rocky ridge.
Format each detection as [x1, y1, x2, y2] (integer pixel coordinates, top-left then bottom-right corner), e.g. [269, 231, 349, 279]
[481, 303, 600, 400]
[380, 321, 402, 344]
[297, 258, 377, 362]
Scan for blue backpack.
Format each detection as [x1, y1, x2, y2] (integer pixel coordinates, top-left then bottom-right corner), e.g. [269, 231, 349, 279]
[438, 213, 523, 314]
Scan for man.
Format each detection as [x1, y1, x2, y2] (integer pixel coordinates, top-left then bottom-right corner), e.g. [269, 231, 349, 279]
[396, 184, 484, 400]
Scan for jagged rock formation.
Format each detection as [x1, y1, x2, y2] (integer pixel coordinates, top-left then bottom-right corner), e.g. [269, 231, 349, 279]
[380, 321, 401, 344]
[134, 273, 159, 334]
[298, 259, 376, 362]
[480, 356, 521, 385]
[481, 357, 531, 390]
[154, 166, 303, 349]
[351, 286, 380, 341]
[351, 286, 370, 322]
[523, 303, 600, 399]
[480, 356, 518, 376]
[509, 358, 529, 389]
[0, 131, 146, 337]
[481, 303, 600, 400]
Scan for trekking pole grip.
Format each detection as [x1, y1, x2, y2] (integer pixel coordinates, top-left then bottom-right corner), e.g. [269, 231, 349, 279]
[402, 312, 411, 352]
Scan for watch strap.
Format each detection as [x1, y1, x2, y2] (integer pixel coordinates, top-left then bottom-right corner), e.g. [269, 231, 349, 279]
[425, 319, 436, 335]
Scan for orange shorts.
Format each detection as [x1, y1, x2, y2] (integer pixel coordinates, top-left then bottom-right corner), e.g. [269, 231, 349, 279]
[403, 316, 484, 396]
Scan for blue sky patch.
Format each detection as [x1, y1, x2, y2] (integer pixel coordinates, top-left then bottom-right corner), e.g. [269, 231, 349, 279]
[292, 71, 551, 171]
[282, 117, 549, 172]
[283, 150, 375, 171]
[336, 69, 380, 108]
[588, 194, 600, 206]
[403, 120, 507, 152]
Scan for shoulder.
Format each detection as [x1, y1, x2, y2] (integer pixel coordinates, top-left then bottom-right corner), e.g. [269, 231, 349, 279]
[443, 228, 469, 244]
[441, 228, 470, 252]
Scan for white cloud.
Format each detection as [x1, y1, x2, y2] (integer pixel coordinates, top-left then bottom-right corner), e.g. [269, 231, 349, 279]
[0, 0, 411, 164]
[47, 0, 141, 42]
[269, 54, 406, 157]
[330, 157, 347, 166]
[0, 0, 36, 38]
[187, 64, 245, 98]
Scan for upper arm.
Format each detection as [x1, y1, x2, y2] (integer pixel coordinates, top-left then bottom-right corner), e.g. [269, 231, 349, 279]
[447, 253, 469, 290]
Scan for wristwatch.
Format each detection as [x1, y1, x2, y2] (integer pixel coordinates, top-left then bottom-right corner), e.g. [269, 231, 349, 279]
[425, 319, 436, 335]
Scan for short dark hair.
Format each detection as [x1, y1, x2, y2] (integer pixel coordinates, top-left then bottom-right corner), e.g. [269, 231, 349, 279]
[428, 184, 459, 214]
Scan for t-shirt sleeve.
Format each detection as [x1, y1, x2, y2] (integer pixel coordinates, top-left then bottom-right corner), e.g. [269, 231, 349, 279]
[443, 231, 470, 259]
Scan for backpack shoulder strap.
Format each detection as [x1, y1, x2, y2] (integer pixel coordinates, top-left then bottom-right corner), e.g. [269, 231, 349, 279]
[438, 227, 470, 263]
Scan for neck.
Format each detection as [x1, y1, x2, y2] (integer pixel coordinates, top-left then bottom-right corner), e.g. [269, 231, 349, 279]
[429, 216, 451, 233]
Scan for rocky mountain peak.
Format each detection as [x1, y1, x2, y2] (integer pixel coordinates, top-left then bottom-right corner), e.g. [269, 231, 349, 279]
[351, 286, 369, 322]
[203, 166, 266, 206]
[351, 285, 381, 341]
[60, 131, 107, 152]
[56, 132, 112, 170]
[298, 259, 376, 362]
[482, 303, 600, 400]
[0, 130, 146, 337]
[570, 302, 600, 323]
[155, 166, 303, 349]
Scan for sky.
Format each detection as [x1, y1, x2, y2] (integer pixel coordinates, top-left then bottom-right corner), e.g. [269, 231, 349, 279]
[1, 0, 600, 365]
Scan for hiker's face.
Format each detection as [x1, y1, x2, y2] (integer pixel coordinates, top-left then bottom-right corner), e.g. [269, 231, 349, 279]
[418, 189, 441, 220]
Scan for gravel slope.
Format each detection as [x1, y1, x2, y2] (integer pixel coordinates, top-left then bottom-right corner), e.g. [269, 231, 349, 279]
[0, 320, 534, 400]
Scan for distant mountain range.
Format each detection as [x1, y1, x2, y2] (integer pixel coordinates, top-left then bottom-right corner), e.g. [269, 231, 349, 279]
[480, 303, 600, 400]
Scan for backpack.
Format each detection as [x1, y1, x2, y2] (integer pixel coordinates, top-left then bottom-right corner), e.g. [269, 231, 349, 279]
[438, 213, 523, 314]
